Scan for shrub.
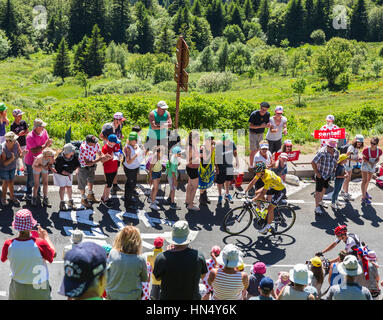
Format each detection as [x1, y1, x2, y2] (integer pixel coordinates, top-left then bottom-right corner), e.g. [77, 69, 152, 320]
[102, 63, 123, 78]
[155, 81, 177, 92]
[197, 72, 236, 93]
[31, 70, 57, 84]
[310, 29, 326, 45]
[338, 72, 350, 92]
[89, 79, 152, 95]
[153, 62, 174, 84]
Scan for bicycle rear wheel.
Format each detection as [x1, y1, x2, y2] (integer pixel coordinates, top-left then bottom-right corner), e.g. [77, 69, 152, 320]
[271, 205, 296, 234]
[223, 206, 253, 235]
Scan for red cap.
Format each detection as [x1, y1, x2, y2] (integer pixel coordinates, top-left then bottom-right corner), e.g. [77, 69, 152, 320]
[153, 237, 164, 248]
[334, 225, 347, 236]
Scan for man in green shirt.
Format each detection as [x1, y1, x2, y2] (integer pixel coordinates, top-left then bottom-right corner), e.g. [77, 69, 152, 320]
[145, 101, 172, 154]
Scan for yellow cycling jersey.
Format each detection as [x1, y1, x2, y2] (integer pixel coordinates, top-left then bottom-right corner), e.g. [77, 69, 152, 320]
[254, 169, 285, 191]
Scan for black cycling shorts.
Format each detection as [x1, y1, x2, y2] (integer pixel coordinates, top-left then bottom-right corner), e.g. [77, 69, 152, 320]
[267, 188, 287, 206]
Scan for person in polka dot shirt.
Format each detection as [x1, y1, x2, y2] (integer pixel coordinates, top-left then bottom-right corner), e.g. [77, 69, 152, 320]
[201, 245, 224, 300]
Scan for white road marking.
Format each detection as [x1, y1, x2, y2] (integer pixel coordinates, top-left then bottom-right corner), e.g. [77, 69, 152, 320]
[59, 209, 98, 226]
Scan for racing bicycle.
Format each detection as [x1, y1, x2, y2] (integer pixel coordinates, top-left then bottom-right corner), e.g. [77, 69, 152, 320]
[222, 191, 296, 235]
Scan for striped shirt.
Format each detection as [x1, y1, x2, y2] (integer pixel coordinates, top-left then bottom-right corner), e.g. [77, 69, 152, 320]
[212, 269, 244, 300]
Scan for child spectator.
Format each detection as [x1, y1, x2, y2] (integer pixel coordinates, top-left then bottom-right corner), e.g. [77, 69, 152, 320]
[100, 134, 121, 209]
[201, 245, 223, 300]
[331, 154, 349, 210]
[141, 262, 152, 300]
[146, 237, 164, 300]
[249, 277, 275, 300]
[54, 143, 80, 211]
[63, 230, 84, 258]
[374, 162, 383, 188]
[148, 146, 164, 211]
[32, 148, 56, 207]
[165, 146, 182, 210]
[275, 271, 290, 296]
[272, 152, 288, 182]
[10, 109, 29, 176]
[0, 102, 9, 144]
[247, 262, 267, 299]
[0, 132, 22, 206]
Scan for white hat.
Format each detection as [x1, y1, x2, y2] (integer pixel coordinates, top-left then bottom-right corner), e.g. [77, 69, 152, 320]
[113, 112, 124, 120]
[163, 220, 198, 245]
[260, 143, 269, 149]
[70, 230, 84, 244]
[157, 101, 168, 109]
[326, 115, 335, 121]
[216, 244, 243, 268]
[338, 255, 363, 276]
[275, 106, 284, 114]
[289, 264, 309, 285]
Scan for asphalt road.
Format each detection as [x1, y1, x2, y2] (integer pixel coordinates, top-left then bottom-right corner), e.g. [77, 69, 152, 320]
[0, 179, 382, 300]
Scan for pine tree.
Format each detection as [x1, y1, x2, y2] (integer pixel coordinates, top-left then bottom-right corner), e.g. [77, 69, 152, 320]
[135, 2, 155, 53]
[199, 46, 214, 71]
[258, 0, 270, 34]
[83, 24, 106, 77]
[285, 0, 305, 46]
[155, 23, 175, 56]
[230, 4, 243, 29]
[0, 0, 19, 55]
[46, 7, 69, 51]
[217, 40, 229, 71]
[168, 0, 190, 16]
[53, 38, 71, 82]
[350, 0, 368, 41]
[73, 36, 88, 73]
[304, 0, 315, 42]
[312, 0, 329, 37]
[68, 0, 106, 47]
[192, 0, 203, 16]
[252, 0, 260, 13]
[111, 0, 132, 44]
[191, 16, 213, 51]
[244, 0, 254, 21]
[205, 0, 225, 37]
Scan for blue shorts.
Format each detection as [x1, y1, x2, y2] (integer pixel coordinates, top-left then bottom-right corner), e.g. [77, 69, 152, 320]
[0, 169, 16, 181]
[152, 171, 161, 180]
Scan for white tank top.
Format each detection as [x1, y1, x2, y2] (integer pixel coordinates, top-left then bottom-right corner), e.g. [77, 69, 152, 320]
[123, 145, 141, 169]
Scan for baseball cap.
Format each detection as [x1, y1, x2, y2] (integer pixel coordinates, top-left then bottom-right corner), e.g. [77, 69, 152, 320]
[86, 135, 98, 144]
[355, 134, 364, 143]
[260, 143, 269, 149]
[284, 140, 292, 146]
[12, 109, 24, 117]
[129, 131, 138, 141]
[171, 146, 182, 154]
[153, 237, 164, 248]
[107, 134, 118, 144]
[157, 101, 168, 109]
[275, 106, 284, 114]
[326, 115, 335, 122]
[0, 102, 7, 112]
[222, 133, 231, 141]
[338, 154, 349, 164]
[113, 112, 125, 121]
[259, 277, 274, 292]
[59, 242, 107, 298]
[310, 256, 322, 268]
[33, 118, 47, 129]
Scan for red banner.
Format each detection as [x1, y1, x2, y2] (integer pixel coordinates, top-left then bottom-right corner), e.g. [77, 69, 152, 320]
[314, 128, 345, 140]
[275, 150, 300, 162]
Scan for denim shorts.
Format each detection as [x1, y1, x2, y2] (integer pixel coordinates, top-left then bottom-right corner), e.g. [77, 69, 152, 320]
[0, 169, 16, 181]
[152, 171, 161, 180]
[361, 162, 376, 173]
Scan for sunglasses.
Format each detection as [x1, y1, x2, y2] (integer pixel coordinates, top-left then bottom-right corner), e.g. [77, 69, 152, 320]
[371, 143, 378, 146]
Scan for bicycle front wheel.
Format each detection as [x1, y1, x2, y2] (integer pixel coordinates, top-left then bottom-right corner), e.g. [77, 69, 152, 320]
[271, 205, 296, 235]
[223, 206, 253, 235]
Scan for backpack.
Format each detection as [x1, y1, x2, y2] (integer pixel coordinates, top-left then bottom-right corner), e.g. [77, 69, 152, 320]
[339, 144, 350, 154]
[70, 140, 83, 156]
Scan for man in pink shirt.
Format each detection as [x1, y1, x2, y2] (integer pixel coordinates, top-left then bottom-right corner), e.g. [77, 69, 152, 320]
[24, 119, 52, 200]
[1, 209, 56, 300]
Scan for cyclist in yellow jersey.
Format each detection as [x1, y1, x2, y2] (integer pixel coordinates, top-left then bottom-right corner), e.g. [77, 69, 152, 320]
[243, 162, 287, 235]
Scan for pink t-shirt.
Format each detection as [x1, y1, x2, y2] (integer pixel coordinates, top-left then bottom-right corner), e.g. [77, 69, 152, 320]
[25, 130, 49, 166]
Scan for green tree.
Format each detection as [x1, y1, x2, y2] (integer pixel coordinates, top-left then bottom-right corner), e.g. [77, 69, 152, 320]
[258, 0, 270, 34]
[217, 40, 229, 72]
[227, 42, 251, 74]
[192, 0, 203, 16]
[312, 0, 330, 37]
[350, 0, 368, 41]
[0, 30, 10, 60]
[73, 36, 88, 73]
[111, 0, 132, 44]
[53, 38, 71, 82]
[310, 29, 326, 44]
[291, 78, 306, 106]
[75, 71, 90, 97]
[284, 0, 305, 46]
[0, 0, 19, 55]
[199, 46, 214, 72]
[252, 0, 261, 13]
[129, 53, 156, 79]
[135, 2, 155, 53]
[372, 60, 383, 78]
[154, 22, 176, 56]
[191, 17, 213, 52]
[304, 0, 315, 41]
[368, 7, 383, 41]
[223, 24, 245, 43]
[314, 38, 353, 89]
[205, 0, 225, 37]
[83, 24, 106, 77]
[46, 7, 69, 51]
[244, 0, 254, 20]
[230, 4, 243, 29]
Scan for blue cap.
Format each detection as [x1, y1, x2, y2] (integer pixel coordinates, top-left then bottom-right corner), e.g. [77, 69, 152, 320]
[259, 276, 274, 292]
[172, 146, 182, 154]
[58, 242, 107, 298]
[108, 134, 118, 143]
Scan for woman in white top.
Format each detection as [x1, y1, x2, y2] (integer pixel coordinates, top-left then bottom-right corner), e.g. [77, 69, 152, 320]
[208, 244, 248, 300]
[340, 135, 364, 200]
[253, 141, 273, 169]
[266, 106, 287, 154]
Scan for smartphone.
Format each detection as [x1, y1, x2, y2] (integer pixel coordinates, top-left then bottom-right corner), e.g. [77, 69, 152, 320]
[31, 224, 40, 238]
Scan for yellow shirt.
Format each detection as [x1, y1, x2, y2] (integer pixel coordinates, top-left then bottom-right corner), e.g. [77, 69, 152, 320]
[254, 169, 285, 191]
[147, 248, 162, 285]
